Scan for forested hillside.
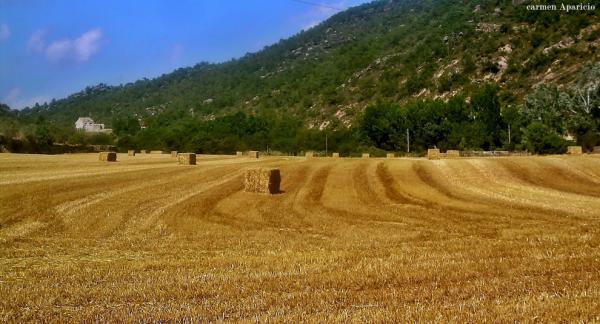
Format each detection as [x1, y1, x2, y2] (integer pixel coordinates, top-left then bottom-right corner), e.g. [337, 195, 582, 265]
[1, 0, 599, 154]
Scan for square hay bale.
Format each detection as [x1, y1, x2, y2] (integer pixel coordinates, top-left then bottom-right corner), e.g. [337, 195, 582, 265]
[151, 150, 165, 154]
[244, 168, 280, 194]
[128, 150, 136, 156]
[428, 149, 440, 160]
[171, 151, 178, 157]
[386, 153, 395, 158]
[236, 151, 243, 157]
[332, 152, 340, 158]
[567, 146, 583, 155]
[305, 151, 314, 158]
[141, 150, 148, 154]
[178, 153, 196, 165]
[593, 146, 600, 154]
[248, 151, 259, 158]
[99, 152, 117, 162]
[446, 150, 460, 158]
[362, 153, 370, 158]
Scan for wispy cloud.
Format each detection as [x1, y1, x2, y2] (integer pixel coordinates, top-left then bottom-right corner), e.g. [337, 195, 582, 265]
[28, 28, 103, 63]
[0, 23, 10, 41]
[3, 88, 50, 110]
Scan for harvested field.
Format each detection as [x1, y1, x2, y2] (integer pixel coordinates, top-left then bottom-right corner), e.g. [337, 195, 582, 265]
[1, 153, 600, 321]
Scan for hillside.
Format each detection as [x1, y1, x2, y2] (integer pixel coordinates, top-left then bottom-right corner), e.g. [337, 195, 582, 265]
[16, 0, 600, 126]
[2, 0, 599, 154]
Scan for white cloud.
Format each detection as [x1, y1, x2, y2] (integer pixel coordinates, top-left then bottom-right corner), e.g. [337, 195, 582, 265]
[28, 28, 103, 63]
[45, 39, 71, 61]
[73, 29, 102, 62]
[0, 23, 10, 40]
[3, 88, 50, 110]
[28, 29, 47, 52]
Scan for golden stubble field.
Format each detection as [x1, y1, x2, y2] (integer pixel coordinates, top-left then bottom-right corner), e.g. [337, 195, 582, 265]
[1, 152, 600, 321]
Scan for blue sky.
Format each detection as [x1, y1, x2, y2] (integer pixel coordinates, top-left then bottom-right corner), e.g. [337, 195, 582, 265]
[0, 0, 369, 109]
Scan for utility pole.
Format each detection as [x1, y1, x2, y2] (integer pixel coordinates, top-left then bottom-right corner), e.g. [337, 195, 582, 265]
[508, 124, 511, 145]
[406, 128, 410, 153]
[325, 133, 328, 157]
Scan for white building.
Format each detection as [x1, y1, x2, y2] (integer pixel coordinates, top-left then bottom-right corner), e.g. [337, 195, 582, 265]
[75, 117, 112, 133]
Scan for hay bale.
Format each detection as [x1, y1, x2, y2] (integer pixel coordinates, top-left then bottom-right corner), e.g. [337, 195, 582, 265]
[567, 146, 583, 155]
[446, 150, 460, 158]
[244, 168, 280, 194]
[428, 149, 440, 160]
[178, 153, 196, 165]
[236, 151, 243, 157]
[171, 151, 178, 157]
[332, 152, 340, 158]
[362, 153, 370, 158]
[128, 150, 136, 156]
[99, 152, 117, 162]
[386, 153, 395, 158]
[151, 150, 165, 154]
[305, 151, 314, 158]
[248, 151, 259, 158]
[141, 150, 148, 154]
[593, 146, 600, 154]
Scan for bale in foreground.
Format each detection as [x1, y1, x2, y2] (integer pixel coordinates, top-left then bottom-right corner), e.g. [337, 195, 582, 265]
[567, 146, 583, 155]
[446, 150, 460, 158]
[128, 150, 136, 156]
[428, 149, 440, 160]
[99, 152, 117, 162]
[178, 153, 196, 165]
[244, 168, 281, 194]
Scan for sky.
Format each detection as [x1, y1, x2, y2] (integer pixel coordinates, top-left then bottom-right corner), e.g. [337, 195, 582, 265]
[0, 0, 370, 109]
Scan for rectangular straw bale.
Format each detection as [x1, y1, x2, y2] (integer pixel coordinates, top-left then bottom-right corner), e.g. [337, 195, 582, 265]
[151, 150, 164, 154]
[171, 151, 178, 157]
[236, 151, 243, 157]
[593, 146, 600, 154]
[248, 151, 259, 158]
[141, 150, 148, 154]
[362, 153, 370, 158]
[332, 152, 340, 158]
[386, 153, 395, 158]
[428, 149, 440, 160]
[99, 152, 117, 162]
[178, 153, 196, 165]
[244, 168, 280, 194]
[567, 146, 583, 155]
[128, 150, 136, 156]
[305, 151, 314, 158]
[446, 150, 460, 158]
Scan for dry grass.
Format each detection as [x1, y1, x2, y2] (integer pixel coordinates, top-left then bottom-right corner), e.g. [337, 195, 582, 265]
[1, 153, 600, 321]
